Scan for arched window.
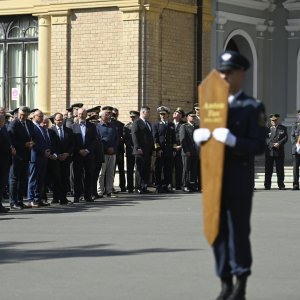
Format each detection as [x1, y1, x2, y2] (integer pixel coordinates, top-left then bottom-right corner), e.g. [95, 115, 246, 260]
[0, 15, 38, 109]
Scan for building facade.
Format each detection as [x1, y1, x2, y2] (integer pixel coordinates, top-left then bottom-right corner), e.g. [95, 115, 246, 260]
[0, 0, 199, 122]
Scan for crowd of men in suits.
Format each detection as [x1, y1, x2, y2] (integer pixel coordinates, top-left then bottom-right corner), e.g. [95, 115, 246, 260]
[0, 103, 202, 213]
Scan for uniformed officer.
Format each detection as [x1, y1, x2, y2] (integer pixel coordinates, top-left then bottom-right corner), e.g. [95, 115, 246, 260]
[179, 111, 198, 192]
[194, 51, 267, 300]
[172, 107, 185, 190]
[264, 114, 288, 190]
[193, 103, 200, 127]
[152, 106, 177, 193]
[123, 110, 140, 193]
[291, 110, 300, 190]
[64, 103, 84, 128]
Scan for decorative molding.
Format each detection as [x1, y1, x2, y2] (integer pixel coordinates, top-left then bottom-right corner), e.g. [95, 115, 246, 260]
[38, 15, 51, 27]
[215, 11, 266, 26]
[145, 0, 197, 15]
[120, 6, 140, 21]
[217, 0, 276, 12]
[283, 0, 300, 11]
[285, 18, 300, 38]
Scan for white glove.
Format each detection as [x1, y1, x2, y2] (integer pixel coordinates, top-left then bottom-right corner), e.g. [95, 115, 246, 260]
[296, 144, 300, 154]
[212, 128, 237, 147]
[193, 128, 211, 145]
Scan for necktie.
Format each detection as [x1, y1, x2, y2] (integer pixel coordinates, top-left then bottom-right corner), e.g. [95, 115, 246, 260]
[22, 121, 30, 137]
[58, 127, 63, 140]
[145, 121, 151, 132]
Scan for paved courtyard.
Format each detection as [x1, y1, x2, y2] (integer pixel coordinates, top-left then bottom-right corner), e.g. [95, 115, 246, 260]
[0, 189, 299, 300]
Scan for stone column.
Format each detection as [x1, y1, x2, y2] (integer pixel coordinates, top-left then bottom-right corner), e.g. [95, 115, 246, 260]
[37, 15, 51, 114]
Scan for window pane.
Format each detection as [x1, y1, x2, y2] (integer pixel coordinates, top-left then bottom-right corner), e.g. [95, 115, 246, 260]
[0, 25, 4, 39]
[0, 44, 4, 107]
[26, 43, 38, 108]
[8, 44, 22, 109]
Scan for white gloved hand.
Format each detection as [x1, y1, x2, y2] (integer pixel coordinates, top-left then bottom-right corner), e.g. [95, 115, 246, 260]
[193, 128, 211, 145]
[212, 128, 237, 147]
[296, 144, 300, 154]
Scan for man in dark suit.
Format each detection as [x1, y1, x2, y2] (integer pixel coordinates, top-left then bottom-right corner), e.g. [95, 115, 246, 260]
[72, 108, 97, 202]
[264, 114, 288, 190]
[290, 110, 300, 190]
[27, 110, 52, 208]
[0, 114, 15, 213]
[8, 106, 35, 209]
[152, 106, 177, 193]
[179, 111, 198, 192]
[123, 110, 140, 193]
[172, 107, 185, 190]
[111, 107, 126, 192]
[131, 106, 154, 193]
[49, 112, 74, 204]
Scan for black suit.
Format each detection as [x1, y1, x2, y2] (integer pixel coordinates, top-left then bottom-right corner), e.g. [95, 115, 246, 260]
[8, 119, 35, 206]
[0, 126, 12, 204]
[291, 122, 300, 188]
[131, 118, 154, 190]
[72, 122, 97, 200]
[264, 124, 288, 189]
[49, 125, 74, 202]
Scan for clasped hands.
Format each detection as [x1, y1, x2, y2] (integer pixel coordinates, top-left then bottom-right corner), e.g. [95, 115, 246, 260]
[193, 128, 237, 147]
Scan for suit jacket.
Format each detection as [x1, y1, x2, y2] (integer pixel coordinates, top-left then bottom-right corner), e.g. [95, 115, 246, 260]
[266, 124, 288, 157]
[123, 121, 134, 157]
[173, 120, 185, 146]
[0, 126, 12, 157]
[72, 121, 97, 159]
[49, 125, 74, 156]
[111, 119, 125, 155]
[179, 122, 197, 156]
[152, 121, 176, 156]
[30, 123, 51, 163]
[8, 118, 35, 159]
[131, 118, 154, 156]
[291, 122, 300, 155]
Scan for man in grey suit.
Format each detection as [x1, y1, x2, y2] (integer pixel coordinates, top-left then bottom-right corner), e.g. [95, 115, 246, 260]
[131, 106, 154, 193]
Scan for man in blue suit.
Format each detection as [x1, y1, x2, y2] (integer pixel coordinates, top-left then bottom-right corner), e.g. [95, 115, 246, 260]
[27, 110, 51, 208]
[8, 106, 35, 209]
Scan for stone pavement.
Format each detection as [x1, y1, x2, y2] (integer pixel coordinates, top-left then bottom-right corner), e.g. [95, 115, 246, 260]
[0, 189, 299, 300]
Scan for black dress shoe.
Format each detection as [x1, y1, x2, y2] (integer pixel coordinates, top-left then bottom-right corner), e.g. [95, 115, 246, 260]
[0, 205, 10, 213]
[292, 185, 299, 190]
[51, 199, 59, 204]
[227, 275, 247, 300]
[264, 187, 271, 190]
[216, 277, 233, 300]
[278, 186, 286, 190]
[60, 200, 72, 205]
[73, 197, 80, 203]
[85, 197, 94, 202]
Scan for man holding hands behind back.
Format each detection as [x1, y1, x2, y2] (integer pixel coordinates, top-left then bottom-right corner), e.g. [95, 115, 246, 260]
[193, 51, 266, 300]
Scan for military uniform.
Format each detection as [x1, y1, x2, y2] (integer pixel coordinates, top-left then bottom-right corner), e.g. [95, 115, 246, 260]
[264, 114, 288, 190]
[179, 117, 198, 191]
[153, 106, 177, 192]
[195, 51, 267, 300]
[290, 114, 300, 189]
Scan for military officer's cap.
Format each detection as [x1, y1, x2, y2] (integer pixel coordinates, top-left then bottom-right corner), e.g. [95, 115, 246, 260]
[87, 114, 99, 122]
[30, 108, 39, 114]
[87, 105, 101, 114]
[5, 112, 13, 119]
[102, 106, 114, 112]
[186, 111, 196, 117]
[66, 103, 84, 112]
[130, 110, 140, 117]
[10, 107, 19, 115]
[193, 103, 199, 109]
[269, 113, 280, 120]
[157, 106, 170, 114]
[217, 51, 250, 72]
[174, 107, 185, 117]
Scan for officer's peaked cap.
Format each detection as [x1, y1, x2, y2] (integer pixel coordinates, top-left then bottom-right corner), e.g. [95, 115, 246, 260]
[174, 107, 185, 117]
[157, 106, 170, 114]
[269, 113, 280, 120]
[186, 111, 196, 117]
[130, 110, 140, 117]
[217, 51, 250, 72]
